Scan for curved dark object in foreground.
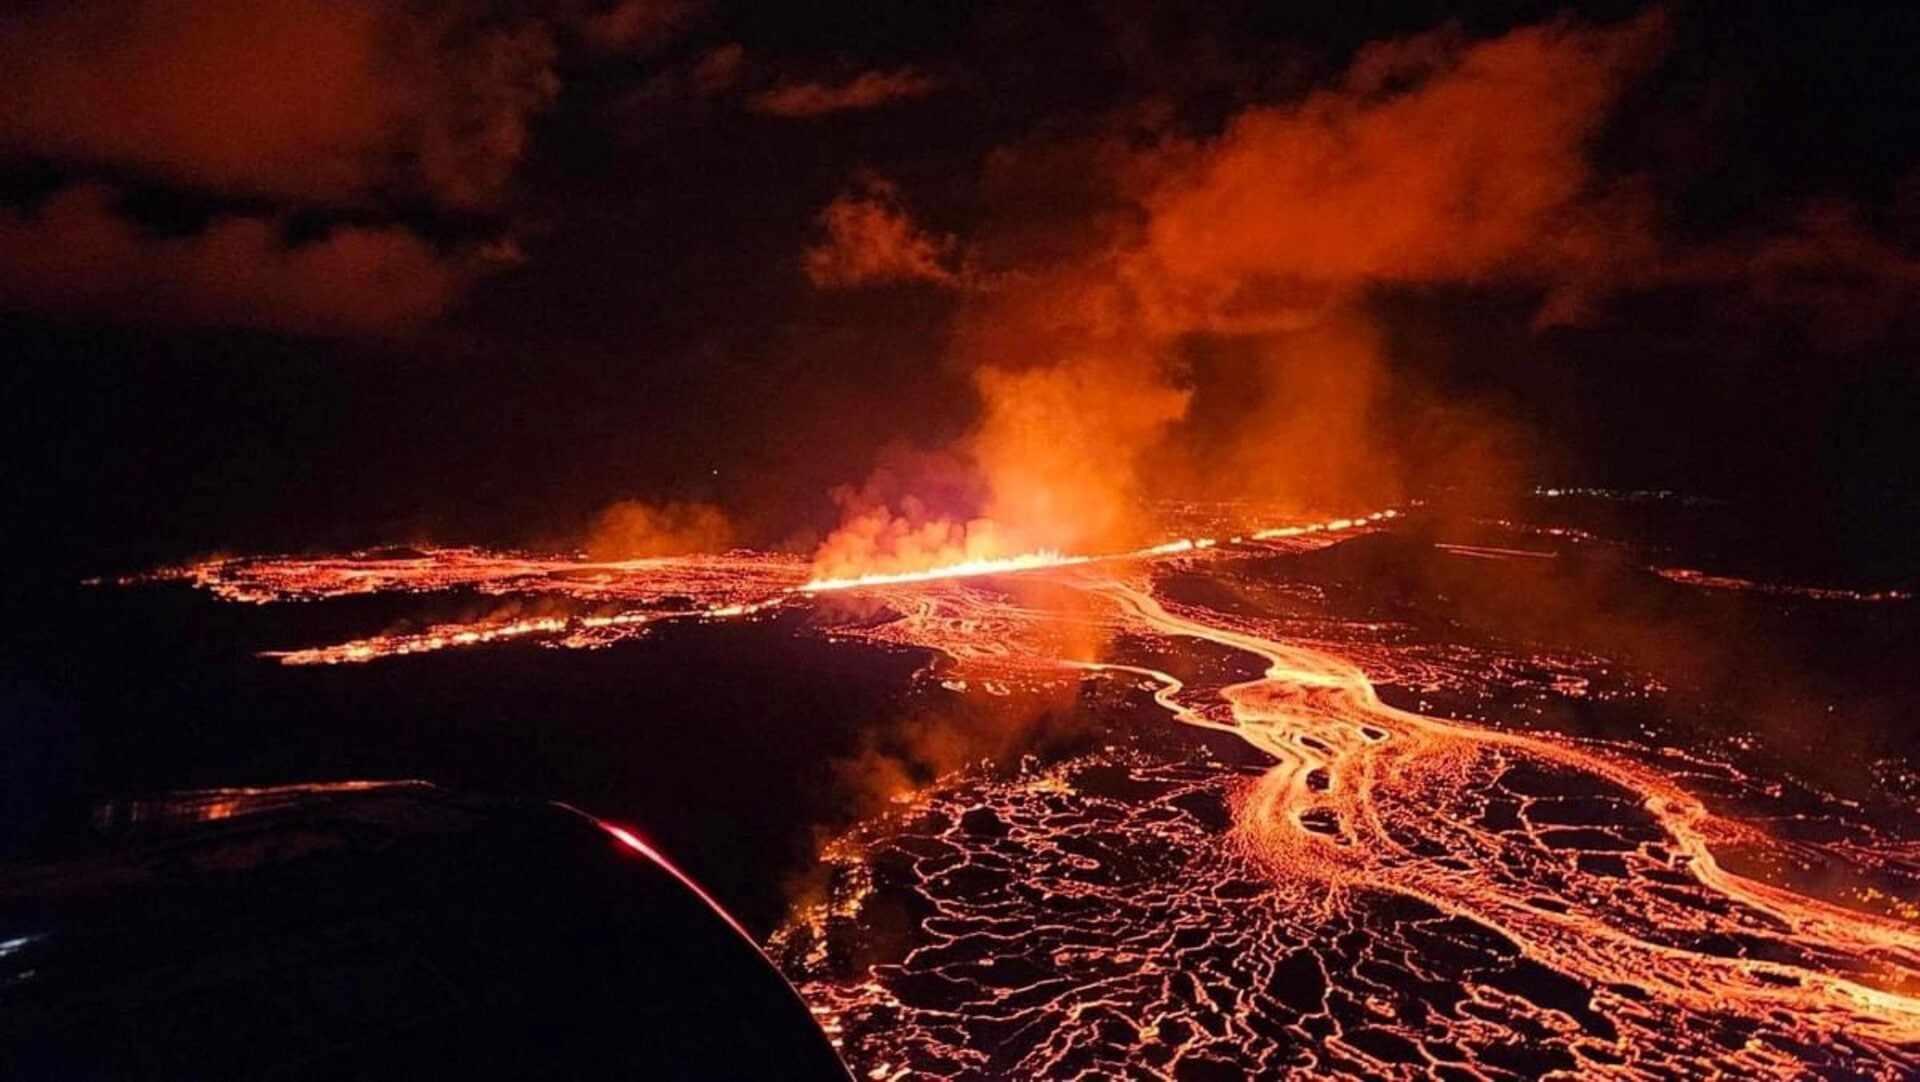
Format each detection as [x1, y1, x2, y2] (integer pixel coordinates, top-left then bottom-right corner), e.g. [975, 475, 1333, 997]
[0, 781, 849, 1080]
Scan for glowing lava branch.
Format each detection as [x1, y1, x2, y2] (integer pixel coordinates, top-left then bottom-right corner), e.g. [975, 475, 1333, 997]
[1655, 566, 1913, 602]
[261, 598, 789, 666]
[1103, 581, 1920, 991]
[1248, 507, 1400, 542]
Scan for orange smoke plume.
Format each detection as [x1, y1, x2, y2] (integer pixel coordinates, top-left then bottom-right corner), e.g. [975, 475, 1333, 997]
[1123, 15, 1665, 329]
[808, 450, 995, 581]
[812, 11, 1667, 577]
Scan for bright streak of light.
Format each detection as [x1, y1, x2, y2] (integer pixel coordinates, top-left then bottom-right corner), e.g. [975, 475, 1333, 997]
[582, 815, 759, 944]
[798, 551, 1090, 593]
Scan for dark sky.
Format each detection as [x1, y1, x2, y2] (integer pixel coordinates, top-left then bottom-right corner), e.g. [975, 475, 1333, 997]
[3, 0, 1918, 582]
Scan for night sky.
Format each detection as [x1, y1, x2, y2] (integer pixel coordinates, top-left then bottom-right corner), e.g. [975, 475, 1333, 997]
[3, 0, 1919, 588]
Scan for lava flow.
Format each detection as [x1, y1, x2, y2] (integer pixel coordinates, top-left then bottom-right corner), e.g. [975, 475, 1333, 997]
[119, 549, 809, 664]
[768, 524, 1920, 1077]
[110, 506, 1920, 1077]
[120, 511, 1396, 664]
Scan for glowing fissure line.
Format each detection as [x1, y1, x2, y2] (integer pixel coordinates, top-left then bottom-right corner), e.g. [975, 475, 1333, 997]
[797, 509, 1400, 594]
[1656, 566, 1913, 602]
[798, 551, 1090, 593]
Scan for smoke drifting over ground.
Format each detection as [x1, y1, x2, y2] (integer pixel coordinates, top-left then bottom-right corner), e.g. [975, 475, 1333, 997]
[585, 499, 734, 559]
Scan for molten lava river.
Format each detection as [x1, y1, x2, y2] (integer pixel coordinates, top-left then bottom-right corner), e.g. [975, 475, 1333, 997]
[118, 503, 1920, 1078]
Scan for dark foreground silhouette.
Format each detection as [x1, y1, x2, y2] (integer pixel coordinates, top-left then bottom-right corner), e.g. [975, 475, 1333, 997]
[0, 781, 848, 1080]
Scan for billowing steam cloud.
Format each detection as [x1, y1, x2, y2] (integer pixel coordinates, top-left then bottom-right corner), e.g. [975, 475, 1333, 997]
[814, 12, 1668, 575]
